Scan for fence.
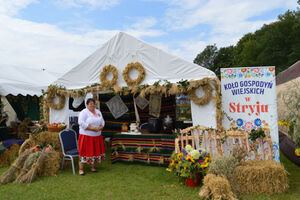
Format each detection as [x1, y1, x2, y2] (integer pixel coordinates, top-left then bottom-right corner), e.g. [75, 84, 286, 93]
[175, 126, 273, 160]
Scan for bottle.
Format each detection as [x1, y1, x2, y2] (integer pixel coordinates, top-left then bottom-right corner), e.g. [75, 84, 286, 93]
[121, 123, 128, 132]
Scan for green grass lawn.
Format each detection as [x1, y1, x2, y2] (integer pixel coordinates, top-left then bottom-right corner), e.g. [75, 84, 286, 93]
[0, 151, 299, 200]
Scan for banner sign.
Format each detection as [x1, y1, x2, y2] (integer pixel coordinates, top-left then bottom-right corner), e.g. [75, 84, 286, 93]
[221, 67, 279, 161]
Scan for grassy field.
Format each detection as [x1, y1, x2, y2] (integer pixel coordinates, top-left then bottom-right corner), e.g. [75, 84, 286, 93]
[0, 151, 299, 200]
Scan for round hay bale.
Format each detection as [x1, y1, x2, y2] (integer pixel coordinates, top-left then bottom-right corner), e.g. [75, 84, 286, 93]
[234, 160, 288, 194]
[0, 143, 20, 167]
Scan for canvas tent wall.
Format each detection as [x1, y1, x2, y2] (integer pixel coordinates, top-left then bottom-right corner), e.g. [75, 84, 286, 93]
[276, 60, 300, 166]
[50, 32, 218, 129]
[0, 65, 58, 124]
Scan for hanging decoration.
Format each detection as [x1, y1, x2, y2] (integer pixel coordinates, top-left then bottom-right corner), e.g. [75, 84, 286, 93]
[100, 65, 118, 88]
[106, 95, 129, 119]
[122, 62, 146, 87]
[188, 80, 213, 106]
[45, 86, 66, 110]
[149, 94, 162, 118]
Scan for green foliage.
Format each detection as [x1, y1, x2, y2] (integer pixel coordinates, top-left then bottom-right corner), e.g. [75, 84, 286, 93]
[194, 6, 300, 75]
[249, 128, 266, 141]
[213, 46, 234, 77]
[193, 44, 218, 70]
[176, 79, 189, 91]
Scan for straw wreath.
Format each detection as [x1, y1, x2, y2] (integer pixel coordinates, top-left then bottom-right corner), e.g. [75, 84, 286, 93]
[46, 86, 65, 110]
[100, 65, 118, 88]
[122, 62, 146, 87]
[188, 80, 213, 106]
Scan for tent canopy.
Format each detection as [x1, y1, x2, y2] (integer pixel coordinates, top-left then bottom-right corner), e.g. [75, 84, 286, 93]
[54, 32, 216, 89]
[0, 65, 57, 96]
[50, 32, 217, 129]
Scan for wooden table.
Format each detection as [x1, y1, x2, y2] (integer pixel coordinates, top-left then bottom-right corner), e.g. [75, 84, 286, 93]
[110, 133, 175, 166]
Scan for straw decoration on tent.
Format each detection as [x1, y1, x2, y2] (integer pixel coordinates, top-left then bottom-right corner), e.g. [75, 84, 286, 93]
[122, 62, 146, 87]
[44, 64, 223, 127]
[100, 65, 118, 89]
[187, 80, 213, 105]
[45, 85, 66, 110]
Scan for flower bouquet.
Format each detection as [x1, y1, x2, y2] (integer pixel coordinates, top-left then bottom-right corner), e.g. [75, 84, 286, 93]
[166, 145, 211, 186]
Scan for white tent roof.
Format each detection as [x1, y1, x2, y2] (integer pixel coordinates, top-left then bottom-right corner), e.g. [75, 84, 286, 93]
[0, 65, 58, 96]
[54, 32, 215, 89]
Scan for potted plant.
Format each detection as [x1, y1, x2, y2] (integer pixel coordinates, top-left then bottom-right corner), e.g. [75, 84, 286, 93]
[166, 145, 211, 187]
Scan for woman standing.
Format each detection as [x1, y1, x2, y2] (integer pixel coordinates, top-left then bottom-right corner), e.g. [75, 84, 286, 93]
[78, 98, 105, 175]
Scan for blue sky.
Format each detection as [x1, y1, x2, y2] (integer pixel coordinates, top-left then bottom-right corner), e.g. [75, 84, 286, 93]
[0, 0, 298, 75]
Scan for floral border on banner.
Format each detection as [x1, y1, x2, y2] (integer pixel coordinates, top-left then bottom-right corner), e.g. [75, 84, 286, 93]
[228, 118, 280, 161]
[221, 67, 275, 80]
[229, 118, 271, 133]
[272, 142, 280, 161]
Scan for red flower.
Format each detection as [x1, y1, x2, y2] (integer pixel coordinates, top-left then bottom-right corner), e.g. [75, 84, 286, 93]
[269, 67, 275, 72]
[241, 68, 247, 73]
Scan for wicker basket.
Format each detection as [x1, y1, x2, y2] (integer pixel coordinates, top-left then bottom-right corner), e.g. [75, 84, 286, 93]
[47, 124, 66, 132]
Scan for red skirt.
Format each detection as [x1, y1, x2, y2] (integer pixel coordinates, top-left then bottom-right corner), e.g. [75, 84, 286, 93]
[78, 134, 105, 164]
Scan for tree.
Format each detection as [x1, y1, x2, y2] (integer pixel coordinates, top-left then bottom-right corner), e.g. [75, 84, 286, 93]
[193, 44, 218, 70]
[213, 46, 234, 76]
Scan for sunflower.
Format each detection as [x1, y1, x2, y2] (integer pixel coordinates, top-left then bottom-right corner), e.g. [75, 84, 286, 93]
[166, 168, 172, 172]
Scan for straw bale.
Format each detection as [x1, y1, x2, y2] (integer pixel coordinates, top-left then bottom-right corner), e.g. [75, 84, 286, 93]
[15, 151, 41, 183]
[37, 150, 60, 177]
[18, 122, 28, 133]
[0, 143, 20, 167]
[0, 149, 32, 184]
[23, 118, 32, 124]
[208, 154, 239, 191]
[234, 160, 288, 194]
[199, 174, 237, 200]
[19, 131, 62, 154]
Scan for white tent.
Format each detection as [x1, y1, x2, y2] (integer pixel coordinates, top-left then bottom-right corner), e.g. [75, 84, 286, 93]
[0, 65, 58, 96]
[51, 32, 217, 128]
[0, 65, 58, 125]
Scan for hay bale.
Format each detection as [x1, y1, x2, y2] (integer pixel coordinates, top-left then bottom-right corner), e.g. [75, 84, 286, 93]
[15, 151, 41, 183]
[19, 131, 62, 155]
[0, 149, 32, 184]
[199, 174, 237, 200]
[208, 154, 239, 191]
[38, 150, 60, 177]
[18, 131, 63, 170]
[0, 143, 20, 167]
[234, 160, 288, 194]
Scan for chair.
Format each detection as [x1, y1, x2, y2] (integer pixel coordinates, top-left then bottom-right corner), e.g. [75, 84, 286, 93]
[59, 129, 79, 175]
[71, 123, 79, 140]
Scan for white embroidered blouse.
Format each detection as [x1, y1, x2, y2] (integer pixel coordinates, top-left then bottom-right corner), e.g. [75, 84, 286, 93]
[78, 108, 105, 137]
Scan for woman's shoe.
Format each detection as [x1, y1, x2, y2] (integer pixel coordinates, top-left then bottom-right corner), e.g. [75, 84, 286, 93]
[91, 168, 97, 173]
[79, 170, 85, 175]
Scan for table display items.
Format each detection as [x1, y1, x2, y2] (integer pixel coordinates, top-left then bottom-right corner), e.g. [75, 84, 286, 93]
[47, 122, 66, 132]
[130, 123, 138, 133]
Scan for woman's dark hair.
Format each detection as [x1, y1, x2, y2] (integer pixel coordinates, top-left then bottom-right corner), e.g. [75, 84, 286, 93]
[86, 98, 96, 105]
